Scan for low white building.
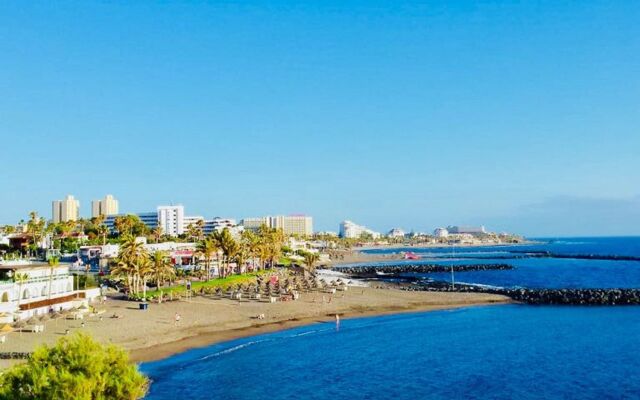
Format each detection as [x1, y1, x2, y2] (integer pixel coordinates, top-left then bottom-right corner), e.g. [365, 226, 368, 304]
[0, 262, 83, 322]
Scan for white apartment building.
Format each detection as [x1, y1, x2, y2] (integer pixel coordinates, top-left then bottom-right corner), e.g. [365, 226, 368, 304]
[104, 212, 159, 233]
[241, 217, 270, 231]
[0, 262, 79, 322]
[434, 227, 449, 238]
[158, 205, 185, 237]
[183, 215, 204, 230]
[387, 228, 406, 238]
[339, 220, 381, 239]
[447, 225, 487, 235]
[204, 217, 238, 235]
[241, 215, 313, 236]
[52, 195, 80, 223]
[91, 195, 119, 218]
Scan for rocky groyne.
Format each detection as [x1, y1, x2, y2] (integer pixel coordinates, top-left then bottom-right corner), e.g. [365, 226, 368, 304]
[335, 263, 513, 278]
[407, 281, 640, 305]
[510, 251, 640, 262]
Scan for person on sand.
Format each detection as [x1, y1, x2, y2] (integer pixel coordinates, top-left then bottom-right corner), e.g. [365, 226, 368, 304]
[174, 312, 181, 326]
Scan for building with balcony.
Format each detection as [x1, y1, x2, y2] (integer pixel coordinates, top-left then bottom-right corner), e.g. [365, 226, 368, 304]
[158, 205, 185, 237]
[241, 215, 313, 236]
[0, 261, 79, 323]
[204, 217, 238, 235]
[339, 220, 381, 239]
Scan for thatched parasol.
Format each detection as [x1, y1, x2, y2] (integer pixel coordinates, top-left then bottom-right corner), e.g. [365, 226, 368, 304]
[0, 324, 13, 333]
[12, 320, 26, 329]
[26, 316, 39, 325]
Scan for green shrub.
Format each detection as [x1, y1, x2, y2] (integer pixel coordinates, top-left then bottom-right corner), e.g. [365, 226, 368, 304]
[0, 333, 148, 400]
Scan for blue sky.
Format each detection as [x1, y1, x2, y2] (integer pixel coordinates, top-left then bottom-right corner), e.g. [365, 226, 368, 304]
[1, 1, 638, 236]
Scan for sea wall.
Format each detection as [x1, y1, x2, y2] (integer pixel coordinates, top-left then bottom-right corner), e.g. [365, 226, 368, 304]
[407, 282, 640, 305]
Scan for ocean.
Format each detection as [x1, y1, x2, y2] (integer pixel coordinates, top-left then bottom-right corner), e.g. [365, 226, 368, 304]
[141, 237, 640, 399]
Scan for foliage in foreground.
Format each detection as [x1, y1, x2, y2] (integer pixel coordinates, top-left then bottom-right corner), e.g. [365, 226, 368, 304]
[0, 333, 148, 400]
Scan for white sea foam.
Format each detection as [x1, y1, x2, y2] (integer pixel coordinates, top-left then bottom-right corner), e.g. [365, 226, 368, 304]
[198, 340, 267, 361]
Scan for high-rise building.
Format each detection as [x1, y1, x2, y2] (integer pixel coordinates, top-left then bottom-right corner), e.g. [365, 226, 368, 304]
[241, 217, 270, 231]
[157, 205, 185, 237]
[241, 215, 313, 236]
[271, 215, 313, 236]
[91, 194, 119, 218]
[339, 220, 381, 239]
[52, 195, 80, 223]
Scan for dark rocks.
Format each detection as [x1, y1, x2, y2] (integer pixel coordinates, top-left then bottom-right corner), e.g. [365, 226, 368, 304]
[510, 251, 640, 262]
[409, 281, 640, 305]
[336, 263, 514, 277]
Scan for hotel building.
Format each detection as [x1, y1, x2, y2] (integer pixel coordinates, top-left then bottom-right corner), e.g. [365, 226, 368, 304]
[52, 195, 80, 223]
[241, 215, 313, 236]
[158, 205, 185, 237]
[0, 261, 97, 323]
[91, 195, 119, 218]
[339, 220, 381, 239]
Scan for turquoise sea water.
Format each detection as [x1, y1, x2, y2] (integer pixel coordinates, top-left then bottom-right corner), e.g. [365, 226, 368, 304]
[142, 237, 640, 399]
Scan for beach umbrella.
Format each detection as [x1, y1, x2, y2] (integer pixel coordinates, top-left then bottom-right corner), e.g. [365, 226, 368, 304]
[26, 316, 39, 326]
[39, 314, 50, 322]
[0, 324, 13, 333]
[12, 320, 25, 334]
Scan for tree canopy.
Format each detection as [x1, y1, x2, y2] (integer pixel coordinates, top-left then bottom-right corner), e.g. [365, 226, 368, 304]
[0, 333, 148, 400]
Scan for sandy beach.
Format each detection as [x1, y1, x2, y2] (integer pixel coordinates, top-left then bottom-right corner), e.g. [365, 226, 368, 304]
[0, 287, 510, 368]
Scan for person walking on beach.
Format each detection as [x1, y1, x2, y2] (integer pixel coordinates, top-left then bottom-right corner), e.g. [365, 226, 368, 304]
[174, 312, 181, 326]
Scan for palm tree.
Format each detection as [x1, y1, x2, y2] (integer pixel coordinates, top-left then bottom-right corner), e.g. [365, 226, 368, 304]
[302, 252, 320, 277]
[196, 237, 217, 280]
[114, 236, 150, 298]
[149, 251, 175, 289]
[241, 230, 260, 272]
[212, 228, 237, 278]
[195, 219, 205, 241]
[25, 212, 45, 258]
[151, 226, 163, 244]
[14, 272, 29, 309]
[47, 256, 60, 301]
[186, 223, 203, 242]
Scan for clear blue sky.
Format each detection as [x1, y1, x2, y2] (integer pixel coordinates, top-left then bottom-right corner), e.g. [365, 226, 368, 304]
[1, 1, 638, 236]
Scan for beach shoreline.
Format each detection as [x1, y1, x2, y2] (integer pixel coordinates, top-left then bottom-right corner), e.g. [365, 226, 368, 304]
[130, 296, 510, 363]
[0, 288, 511, 369]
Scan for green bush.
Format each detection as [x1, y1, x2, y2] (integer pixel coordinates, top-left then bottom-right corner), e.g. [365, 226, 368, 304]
[0, 333, 148, 400]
